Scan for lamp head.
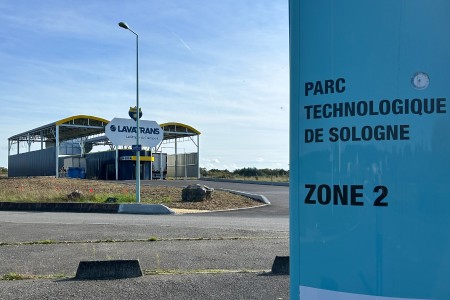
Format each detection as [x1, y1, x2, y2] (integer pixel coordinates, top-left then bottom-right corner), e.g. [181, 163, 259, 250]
[118, 22, 130, 30]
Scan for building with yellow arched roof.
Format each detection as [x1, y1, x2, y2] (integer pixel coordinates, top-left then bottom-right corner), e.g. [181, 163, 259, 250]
[7, 115, 201, 180]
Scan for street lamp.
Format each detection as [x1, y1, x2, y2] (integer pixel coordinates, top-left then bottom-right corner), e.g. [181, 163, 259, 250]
[118, 21, 141, 203]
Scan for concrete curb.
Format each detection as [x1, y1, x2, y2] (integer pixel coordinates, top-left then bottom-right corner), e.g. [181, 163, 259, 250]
[216, 189, 271, 205]
[0, 202, 119, 213]
[118, 204, 175, 215]
[0, 202, 174, 215]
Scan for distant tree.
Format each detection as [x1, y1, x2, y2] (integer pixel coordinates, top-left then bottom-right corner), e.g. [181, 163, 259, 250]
[200, 168, 208, 177]
[201, 167, 288, 179]
[233, 167, 261, 177]
[0, 167, 7, 174]
[201, 168, 231, 178]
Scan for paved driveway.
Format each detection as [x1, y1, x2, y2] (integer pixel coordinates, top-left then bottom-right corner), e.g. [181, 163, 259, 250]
[0, 180, 290, 300]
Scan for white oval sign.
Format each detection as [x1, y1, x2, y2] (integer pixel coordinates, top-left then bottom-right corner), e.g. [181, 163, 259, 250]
[105, 118, 164, 147]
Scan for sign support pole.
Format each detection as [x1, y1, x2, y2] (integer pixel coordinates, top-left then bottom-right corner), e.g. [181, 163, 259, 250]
[135, 29, 140, 203]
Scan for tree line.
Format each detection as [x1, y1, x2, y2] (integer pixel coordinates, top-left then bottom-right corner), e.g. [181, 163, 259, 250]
[200, 167, 289, 179]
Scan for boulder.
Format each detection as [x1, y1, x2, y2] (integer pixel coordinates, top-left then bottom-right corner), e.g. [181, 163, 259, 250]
[105, 197, 118, 203]
[67, 190, 83, 200]
[181, 184, 214, 202]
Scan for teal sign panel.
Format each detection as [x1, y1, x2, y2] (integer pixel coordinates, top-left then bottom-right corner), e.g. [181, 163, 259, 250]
[290, 1, 450, 299]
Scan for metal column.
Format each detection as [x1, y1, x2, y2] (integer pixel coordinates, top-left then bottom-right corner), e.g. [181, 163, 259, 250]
[115, 147, 119, 180]
[27, 133, 31, 152]
[197, 135, 200, 179]
[55, 125, 59, 178]
[174, 138, 178, 179]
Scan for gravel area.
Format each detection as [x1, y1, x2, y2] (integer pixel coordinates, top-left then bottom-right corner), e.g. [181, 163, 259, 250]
[0, 177, 261, 211]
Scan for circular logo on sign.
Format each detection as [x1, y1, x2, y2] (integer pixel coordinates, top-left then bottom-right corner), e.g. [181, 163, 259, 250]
[110, 125, 116, 132]
[411, 71, 430, 90]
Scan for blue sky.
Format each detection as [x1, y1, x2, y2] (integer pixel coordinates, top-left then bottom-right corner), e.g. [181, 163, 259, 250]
[0, 0, 289, 171]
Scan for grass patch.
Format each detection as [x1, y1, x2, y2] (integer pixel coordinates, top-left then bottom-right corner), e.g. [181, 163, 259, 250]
[0, 236, 287, 247]
[144, 268, 267, 276]
[1, 272, 69, 281]
[0, 177, 262, 211]
[35, 239, 55, 245]
[148, 236, 158, 242]
[2, 272, 28, 280]
[0, 177, 178, 204]
[83, 193, 136, 204]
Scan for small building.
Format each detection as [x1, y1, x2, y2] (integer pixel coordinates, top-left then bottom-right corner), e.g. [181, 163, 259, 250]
[7, 115, 201, 180]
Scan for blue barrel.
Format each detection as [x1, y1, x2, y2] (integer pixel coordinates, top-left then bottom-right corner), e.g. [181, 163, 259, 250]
[67, 167, 81, 178]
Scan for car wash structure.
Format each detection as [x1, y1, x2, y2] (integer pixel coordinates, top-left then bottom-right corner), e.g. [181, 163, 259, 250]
[7, 115, 201, 180]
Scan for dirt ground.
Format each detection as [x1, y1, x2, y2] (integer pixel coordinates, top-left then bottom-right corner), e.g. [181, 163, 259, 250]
[0, 177, 261, 212]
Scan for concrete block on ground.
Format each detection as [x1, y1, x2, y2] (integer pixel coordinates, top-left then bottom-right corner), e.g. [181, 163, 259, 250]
[271, 256, 289, 275]
[75, 260, 143, 280]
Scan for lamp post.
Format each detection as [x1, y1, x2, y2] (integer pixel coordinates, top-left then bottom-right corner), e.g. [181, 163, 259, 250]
[118, 21, 141, 203]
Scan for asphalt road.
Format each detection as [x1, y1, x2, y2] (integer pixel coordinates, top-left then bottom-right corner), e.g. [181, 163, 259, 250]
[0, 180, 289, 300]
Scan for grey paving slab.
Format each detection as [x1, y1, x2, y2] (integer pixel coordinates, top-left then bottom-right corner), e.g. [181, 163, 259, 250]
[0, 273, 289, 300]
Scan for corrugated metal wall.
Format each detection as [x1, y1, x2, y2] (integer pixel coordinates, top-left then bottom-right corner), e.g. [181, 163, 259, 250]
[85, 151, 116, 180]
[8, 149, 198, 179]
[84, 150, 152, 180]
[8, 148, 56, 177]
[167, 153, 199, 178]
